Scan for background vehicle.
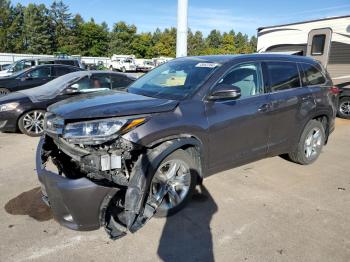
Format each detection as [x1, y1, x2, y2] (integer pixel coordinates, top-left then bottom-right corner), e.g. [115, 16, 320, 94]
[135, 59, 155, 72]
[37, 54, 336, 239]
[338, 88, 350, 119]
[0, 57, 84, 77]
[0, 71, 135, 136]
[0, 64, 83, 97]
[152, 56, 174, 67]
[110, 55, 137, 72]
[257, 15, 350, 117]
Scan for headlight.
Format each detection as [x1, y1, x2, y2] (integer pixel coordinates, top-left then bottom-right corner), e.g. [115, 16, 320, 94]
[0, 102, 19, 112]
[63, 117, 147, 144]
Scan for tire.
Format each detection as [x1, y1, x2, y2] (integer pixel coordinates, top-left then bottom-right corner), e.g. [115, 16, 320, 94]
[18, 110, 46, 137]
[338, 97, 350, 119]
[288, 120, 325, 165]
[109, 65, 114, 71]
[150, 149, 198, 217]
[122, 67, 126, 73]
[0, 88, 10, 97]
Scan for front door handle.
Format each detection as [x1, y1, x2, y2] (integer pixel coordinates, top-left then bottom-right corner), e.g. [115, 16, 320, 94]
[258, 103, 270, 113]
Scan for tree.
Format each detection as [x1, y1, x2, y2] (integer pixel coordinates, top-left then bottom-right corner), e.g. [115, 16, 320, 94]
[50, 0, 72, 52]
[109, 21, 137, 55]
[221, 31, 236, 54]
[79, 19, 108, 56]
[0, 0, 13, 52]
[188, 30, 205, 56]
[60, 13, 84, 55]
[206, 30, 223, 49]
[152, 28, 176, 57]
[23, 4, 53, 54]
[131, 32, 153, 58]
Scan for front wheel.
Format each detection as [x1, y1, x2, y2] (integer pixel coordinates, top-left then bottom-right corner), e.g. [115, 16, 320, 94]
[18, 110, 46, 137]
[150, 150, 198, 217]
[338, 97, 350, 119]
[288, 120, 325, 165]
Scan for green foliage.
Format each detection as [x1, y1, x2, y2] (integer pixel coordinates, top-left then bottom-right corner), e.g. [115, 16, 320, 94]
[0, 0, 258, 57]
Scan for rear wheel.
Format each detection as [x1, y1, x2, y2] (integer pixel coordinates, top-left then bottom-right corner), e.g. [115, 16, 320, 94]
[288, 120, 325, 165]
[18, 110, 46, 137]
[150, 150, 197, 217]
[121, 67, 126, 73]
[0, 88, 10, 97]
[338, 97, 350, 119]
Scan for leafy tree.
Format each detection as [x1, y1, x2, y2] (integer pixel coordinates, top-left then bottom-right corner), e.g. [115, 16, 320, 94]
[206, 30, 223, 49]
[131, 32, 153, 58]
[188, 30, 205, 56]
[23, 4, 53, 54]
[50, 0, 71, 52]
[0, 0, 13, 52]
[152, 28, 176, 57]
[109, 21, 137, 55]
[79, 19, 108, 56]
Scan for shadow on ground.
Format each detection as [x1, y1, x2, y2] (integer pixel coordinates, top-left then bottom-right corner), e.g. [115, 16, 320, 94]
[158, 184, 218, 262]
[5, 187, 53, 221]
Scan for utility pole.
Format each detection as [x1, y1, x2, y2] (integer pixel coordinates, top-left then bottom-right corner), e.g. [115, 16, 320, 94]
[176, 0, 188, 57]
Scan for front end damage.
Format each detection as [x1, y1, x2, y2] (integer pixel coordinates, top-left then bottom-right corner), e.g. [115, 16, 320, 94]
[36, 134, 169, 239]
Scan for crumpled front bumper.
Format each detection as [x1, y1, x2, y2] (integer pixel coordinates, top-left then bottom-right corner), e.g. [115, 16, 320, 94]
[36, 137, 119, 231]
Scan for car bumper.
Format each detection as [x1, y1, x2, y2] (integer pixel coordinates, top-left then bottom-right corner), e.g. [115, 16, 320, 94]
[36, 137, 119, 231]
[0, 111, 19, 132]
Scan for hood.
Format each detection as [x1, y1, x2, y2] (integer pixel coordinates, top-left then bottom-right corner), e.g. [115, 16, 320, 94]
[48, 90, 178, 120]
[0, 69, 11, 77]
[0, 91, 28, 104]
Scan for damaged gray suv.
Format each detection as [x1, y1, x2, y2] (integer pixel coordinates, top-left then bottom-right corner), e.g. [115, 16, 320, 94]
[37, 54, 337, 239]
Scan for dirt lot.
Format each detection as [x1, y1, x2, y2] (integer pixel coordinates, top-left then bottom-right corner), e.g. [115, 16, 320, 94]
[0, 119, 349, 262]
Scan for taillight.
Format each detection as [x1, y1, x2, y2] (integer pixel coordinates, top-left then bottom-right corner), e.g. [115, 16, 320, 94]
[330, 86, 340, 95]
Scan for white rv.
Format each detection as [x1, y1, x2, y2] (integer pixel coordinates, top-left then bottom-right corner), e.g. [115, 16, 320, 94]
[110, 55, 137, 72]
[257, 15, 350, 88]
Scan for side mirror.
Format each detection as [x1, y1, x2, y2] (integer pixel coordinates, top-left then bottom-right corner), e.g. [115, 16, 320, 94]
[208, 83, 241, 101]
[63, 84, 80, 94]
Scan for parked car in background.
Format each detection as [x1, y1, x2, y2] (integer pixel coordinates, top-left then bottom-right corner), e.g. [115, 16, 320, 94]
[109, 55, 137, 72]
[0, 71, 135, 136]
[0, 58, 84, 77]
[36, 54, 337, 239]
[338, 87, 350, 119]
[135, 59, 155, 72]
[0, 64, 83, 97]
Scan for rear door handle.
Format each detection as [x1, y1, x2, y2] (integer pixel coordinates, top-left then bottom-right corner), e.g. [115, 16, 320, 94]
[258, 103, 270, 113]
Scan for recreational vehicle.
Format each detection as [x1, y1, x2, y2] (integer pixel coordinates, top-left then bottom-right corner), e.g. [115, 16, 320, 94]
[257, 16, 350, 118]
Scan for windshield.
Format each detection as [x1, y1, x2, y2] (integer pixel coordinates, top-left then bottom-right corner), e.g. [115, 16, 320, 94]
[128, 58, 221, 100]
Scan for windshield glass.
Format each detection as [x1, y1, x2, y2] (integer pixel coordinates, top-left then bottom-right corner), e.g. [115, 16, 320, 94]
[128, 58, 221, 100]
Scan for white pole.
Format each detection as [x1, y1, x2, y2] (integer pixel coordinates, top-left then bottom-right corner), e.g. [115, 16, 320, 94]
[176, 0, 188, 58]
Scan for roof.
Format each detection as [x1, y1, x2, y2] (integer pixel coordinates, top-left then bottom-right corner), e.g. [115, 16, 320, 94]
[257, 15, 350, 32]
[180, 54, 317, 64]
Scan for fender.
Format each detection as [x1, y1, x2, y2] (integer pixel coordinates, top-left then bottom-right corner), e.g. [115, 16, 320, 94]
[124, 137, 203, 233]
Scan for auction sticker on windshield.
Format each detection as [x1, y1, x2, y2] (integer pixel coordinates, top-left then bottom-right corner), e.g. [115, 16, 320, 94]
[195, 63, 220, 68]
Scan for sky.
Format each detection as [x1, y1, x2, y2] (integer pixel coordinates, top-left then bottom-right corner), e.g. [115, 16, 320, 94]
[13, 0, 350, 36]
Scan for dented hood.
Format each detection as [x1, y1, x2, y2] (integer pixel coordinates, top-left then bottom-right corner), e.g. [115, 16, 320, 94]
[48, 90, 178, 120]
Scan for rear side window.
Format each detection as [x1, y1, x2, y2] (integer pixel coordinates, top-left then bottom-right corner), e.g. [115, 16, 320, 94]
[301, 63, 326, 86]
[54, 66, 76, 76]
[266, 62, 301, 92]
[111, 75, 133, 89]
[55, 60, 78, 67]
[311, 34, 326, 55]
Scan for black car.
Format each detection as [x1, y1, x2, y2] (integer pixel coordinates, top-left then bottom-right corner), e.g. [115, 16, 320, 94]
[337, 87, 350, 119]
[0, 64, 83, 97]
[0, 71, 135, 136]
[36, 54, 337, 239]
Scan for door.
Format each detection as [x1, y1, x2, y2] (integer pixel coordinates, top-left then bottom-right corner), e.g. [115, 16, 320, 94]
[206, 62, 271, 171]
[307, 28, 332, 67]
[264, 61, 315, 154]
[16, 66, 53, 91]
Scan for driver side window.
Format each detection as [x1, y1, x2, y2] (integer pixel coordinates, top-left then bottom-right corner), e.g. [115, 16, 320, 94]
[70, 76, 91, 90]
[218, 63, 264, 98]
[28, 67, 51, 78]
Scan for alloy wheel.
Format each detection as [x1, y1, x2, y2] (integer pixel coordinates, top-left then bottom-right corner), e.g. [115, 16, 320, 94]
[340, 101, 350, 116]
[0, 88, 9, 97]
[22, 110, 45, 136]
[151, 159, 191, 210]
[304, 127, 322, 160]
